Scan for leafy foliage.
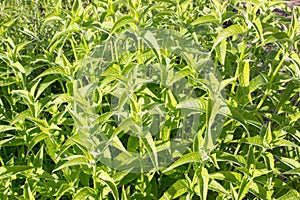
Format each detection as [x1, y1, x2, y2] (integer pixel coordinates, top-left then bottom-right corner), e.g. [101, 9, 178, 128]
[0, 0, 299, 199]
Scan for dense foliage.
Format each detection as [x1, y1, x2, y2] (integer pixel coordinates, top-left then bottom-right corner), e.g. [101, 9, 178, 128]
[0, 0, 299, 199]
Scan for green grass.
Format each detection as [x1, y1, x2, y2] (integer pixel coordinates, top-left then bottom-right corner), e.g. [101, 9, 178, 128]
[0, 0, 300, 199]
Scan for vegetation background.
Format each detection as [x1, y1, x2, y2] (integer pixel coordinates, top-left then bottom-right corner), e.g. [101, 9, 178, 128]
[0, 0, 299, 199]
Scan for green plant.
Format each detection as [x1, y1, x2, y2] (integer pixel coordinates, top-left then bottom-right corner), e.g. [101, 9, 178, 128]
[0, 0, 299, 199]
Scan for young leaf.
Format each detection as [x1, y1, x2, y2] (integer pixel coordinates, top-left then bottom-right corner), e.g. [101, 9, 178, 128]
[163, 152, 201, 173]
[98, 171, 119, 200]
[212, 25, 244, 51]
[196, 167, 209, 200]
[111, 16, 137, 34]
[191, 15, 219, 26]
[53, 155, 90, 172]
[160, 179, 188, 200]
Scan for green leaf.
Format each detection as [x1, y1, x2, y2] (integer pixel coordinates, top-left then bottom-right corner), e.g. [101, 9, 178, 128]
[253, 17, 264, 44]
[160, 179, 188, 200]
[0, 125, 17, 133]
[212, 24, 244, 51]
[144, 30, 162, 62]
[217, 39, 227, 65]
[277, 189, 300, 200]
[241, 136, 264, 148]
[278, 157, 300, 169]
[265, 32, 290, 44]
[72, 0, 82, 14]
[41, 14, 63, 29]
[208, 179, 230, 195]
[0, 166, 34, 179]
[191, 15, 218, 26]
[237, 177, 252, 200]
[176, 98, 206, 112]
[35, 67, 67, 79]
[54, 183, 73, 199]
[210, 171, 242, 183]
[0, 137, 15, 146]
[24, 180, 35, 200]
[73, 187, 97, 200]
[53, 155, 90, 172]
[111, 16, 137, 34]
[163, 152, 201, 173]
[215, 151, 246, 166]
[273, 139, 300, 148]
[141, 134, 159, 171]
[27, 133, 49, 156]
[35, 76, 59, 100]
[249, 74, 267, 93]
[12, 61, 26, 73]
[98, 171, 119, 200]
[276, 82, 295, 112]
[249, 181, 272, 200]
[283, 168, 300, 175]
[239, 61, 250, 87]
[196, 167, 209, 200]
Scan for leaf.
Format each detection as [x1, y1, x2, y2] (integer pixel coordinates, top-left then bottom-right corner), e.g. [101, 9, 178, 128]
[35, 76, 59, 100]
[54, 183, 73, 199]
[72, 0, 82, 15]
[24, 180, 35, 200]
[212, 24, 244, 51]
[0, 125, 17, 133]
[249, 181, 272, 200]
[202, 97, 224, 152]
[163, 152, 201, 173]
[208, 179, 230, 195]
[230, 183, 238, 200]
[246, 146, 255, 173]
[196, 167, 209, 200]
[0, 166, 34, 179]
[191, 15, 219, 26]
[217, 39, 227, 65]
[249, 74, 267, 93]
[239, 61, 250, 87]
[41, 14, 63, 29]
[215, 151, 246, 166]
[53, 155, 90, 172]
[144, 30, 162, 62]
[0, 137, 15, 146]
[278, 157, 300, 169]
[160, 179, 188, 200]
[33, 145, 44, 168]
[262, 152, 275, 171]
[265, 32, 290, 44]
[276, 82, 295, 111]
[277, 189, 300, 200]
[98, 171, 119, 200]
[241, 136, 264, 148]
[237, 177, 252, 200]
[210, 171, 242, 183]
[273, 139, 300, 148]
[283, 168, 300, 175]
[27, 133, 49, 156]
[263, 123, 273, 147]
[35, 67, 67, 79]
[12, 61, 26, 73]
[73, 187, 97, 200]
[253, 17, 264, 44]
[111, 16, 137, 34]
[176, 98, 206, 112]
[227, 106, 249, 135]
[141, 134, 159, 171]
